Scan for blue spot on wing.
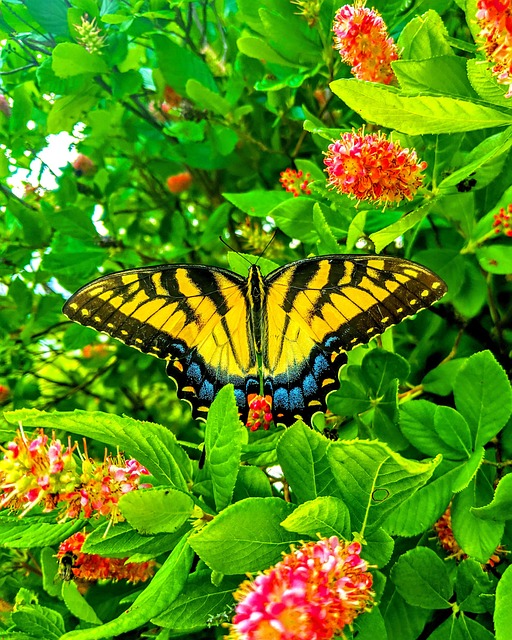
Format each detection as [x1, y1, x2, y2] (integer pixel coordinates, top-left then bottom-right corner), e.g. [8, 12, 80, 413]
[187, 362, 203, 385]
[198, 379, 214, 401]
[289, 387, 304, 410]
[274, 387, 289, 412]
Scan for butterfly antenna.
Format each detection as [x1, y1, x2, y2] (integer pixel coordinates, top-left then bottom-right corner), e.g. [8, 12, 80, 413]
[255, 230, 277, 265]
[218, 236, 252, 265]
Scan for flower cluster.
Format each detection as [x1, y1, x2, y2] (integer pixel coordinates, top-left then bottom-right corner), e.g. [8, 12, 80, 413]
[245, 395, 273, 431]
[82, 343, 110, 359]
[74, 16, 105, 54]
[226, 537, 374, 640]
[0, 428, 151, 522]
[476, 0, 512, 98]
[333, 2, 398, 85]
[492, 203, 512, 236]
[166, 172, 193, 194]
[434, 505, 504, 567]
[324, 129, 427, 205]
[279, 169, 312, 197]
[57, 532, 156, 583]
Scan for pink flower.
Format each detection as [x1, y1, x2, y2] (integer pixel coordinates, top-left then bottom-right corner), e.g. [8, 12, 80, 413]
[226, 537, 374, 640]
[324, 129, 427, 204]
[492, 204, 512, 236]
[476, 0, 512, 97]
[333, 2, 398, 85]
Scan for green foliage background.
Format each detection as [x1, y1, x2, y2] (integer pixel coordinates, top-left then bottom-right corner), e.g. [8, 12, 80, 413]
[0, 0, 511, 638]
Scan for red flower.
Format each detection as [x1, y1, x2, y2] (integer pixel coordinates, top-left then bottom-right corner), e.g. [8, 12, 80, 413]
[246, 395, 273, 431]
[324, 129, 427, 205]
[476, 0, 512, 98]
[333, 2, 398, 85]
[166, 171, 193, 194]
[226, 537, 374, 640]
[492, 204, 512, 236]
[279, 169, 312, 197]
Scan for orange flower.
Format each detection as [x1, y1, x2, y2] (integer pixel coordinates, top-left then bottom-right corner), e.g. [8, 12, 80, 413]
[279, 168, 312, 197]
[72, 154, 96, 177]
[333, 2, 398, 85]
[226, 537, 373, 640]
[324, 129, 427, 204]
[57, 532, 156, 583]
[166, 171, 193, 194]
[476, 0, 512, 97]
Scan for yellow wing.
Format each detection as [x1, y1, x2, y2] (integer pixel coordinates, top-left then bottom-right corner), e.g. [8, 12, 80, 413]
[63, 264, 260, 420]
[262, 255, 447, 425]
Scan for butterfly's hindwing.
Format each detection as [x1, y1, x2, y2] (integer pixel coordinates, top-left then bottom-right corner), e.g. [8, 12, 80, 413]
[63, 264, 259, 419]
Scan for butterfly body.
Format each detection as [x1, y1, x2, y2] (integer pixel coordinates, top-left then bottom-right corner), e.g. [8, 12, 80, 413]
[63, 255, 447, 426]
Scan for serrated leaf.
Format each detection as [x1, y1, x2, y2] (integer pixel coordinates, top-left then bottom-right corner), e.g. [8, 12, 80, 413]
[186, 79, 231, 116]
[422, 359, 467, 395]
[495, 564, 512, 640]
[471, 474, 512, 522]
[205, 385, 245, 511]
[0, 516, 83, 549]
[120, 488, 194, 534]
[452, 478, 505, 563]
[189, 497, 298, 574]
[397, 10, 453, 59]
[281, 496, 350, 538]
[277, 422, 342, 503]
[5, 408, 191, 490]
[327, 439, 441, 533]
[391, 547, 452, 609]
[62, 581, 103, 624]
[456, 559, 494, 614]
[369, 202, 433, 252]
[223, 190, 290, 217]
[329, 79, 512, 134]
[11, 604, 66, 639]
[453, 350, 512, 448]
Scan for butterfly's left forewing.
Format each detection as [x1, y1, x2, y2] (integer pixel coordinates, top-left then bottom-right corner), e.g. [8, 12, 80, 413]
[63, 265, 259, 420]
[262, 255, 447, 426]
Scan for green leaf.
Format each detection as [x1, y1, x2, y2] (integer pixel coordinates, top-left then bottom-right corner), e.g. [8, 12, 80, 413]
[152, 570, 242, 629]
[397, 10, 453, 59]
[328, 379, 371, 417]
[399, 400, 472, 459]
[223, 190, 290, 217]
[422, 359, 466, 395]
[237, 36, 299, 67]
[369, 202, 433, 253]
[427, 613, 496, 639]
[120, 488, 194, 534]
[452, 478, 505, 563]
[153, 33, 217, 95]
[52, 43, 108, 77]
[453, 350, 512, 448]
[186, 79, 231, 116]
[204, 385, 245, 512]
[189, 497, 298, 574]
[362, 527, 394, 568]
[41, 547, 61, 598]
[467, 58, 512, 108]
[313, 202, 338, 254]
[0, 516, 83, 548]
[10, 84, 33, 136]
[456, 559, 494, 614]
[329, 79, 512, 134]
[352, 605, 388, 640]
[384, 467, 458, 537]
[11, 603, 66, 639]
[394, 57, 474, 98]
[361, 349, 410, 394]
[233, 466, 273, 501]
[46, 89, 99, 134]
[62, 581, 103, 624]
[61, 535, 194, 640]
[327, 440, 441, 533]
[277, 422, 342, 503]
[391, 547, 453, 609]
[471, 474, 512, 522]
[381, 586, 431, 640]
[5, 408, 192, 490]
[281, 496, 351, 539]
[495, 564, 512, 640]
[24, 0, 69, 36]
[476, 244, 512, 275]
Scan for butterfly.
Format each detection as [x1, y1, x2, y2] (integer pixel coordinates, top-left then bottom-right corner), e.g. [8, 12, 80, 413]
[63, 255, 447, 427]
